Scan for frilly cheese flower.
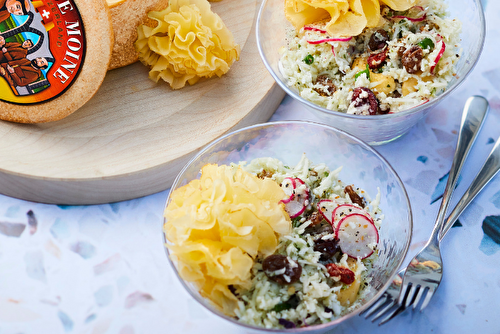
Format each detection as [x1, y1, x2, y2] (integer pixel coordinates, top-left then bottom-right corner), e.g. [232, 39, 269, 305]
[164, 164, 291, 315]
[285, 0, 417, 37]
[135, 0, 240, 89]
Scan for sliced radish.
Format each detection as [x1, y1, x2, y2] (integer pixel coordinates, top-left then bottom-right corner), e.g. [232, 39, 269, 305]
[304, 26, 327, 34]
[281, 178, 310, 219]
[317, 199, 338, 225]
[335, 214, 379, 259]
[332, 204, 373, 226]
[391, 6, 426, 22]
[281, 177, 295, 204]
[307, 36, 352, 45]
[293, 178, 310, 207]
[430, 36, 446, 74]
[285, 200, 306, 219]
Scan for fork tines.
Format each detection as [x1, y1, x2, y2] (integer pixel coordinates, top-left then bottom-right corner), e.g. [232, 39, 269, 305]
[399, 283, 436, 311]
[363, 298, 404, 325]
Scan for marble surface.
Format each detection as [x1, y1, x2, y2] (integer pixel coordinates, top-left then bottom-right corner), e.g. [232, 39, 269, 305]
[1, 1, 500, 333]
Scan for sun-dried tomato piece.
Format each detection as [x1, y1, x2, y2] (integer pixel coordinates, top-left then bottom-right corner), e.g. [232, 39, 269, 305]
[326, 263, 355, 284]
[368, 48, 388, 70]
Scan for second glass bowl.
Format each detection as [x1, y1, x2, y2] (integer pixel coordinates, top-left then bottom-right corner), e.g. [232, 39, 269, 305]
[256, 0, 485, 145]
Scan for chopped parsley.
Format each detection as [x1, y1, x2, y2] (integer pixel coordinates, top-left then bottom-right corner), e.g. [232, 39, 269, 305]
[418, 38, 435, 50]
[355, 64, 370, 80]
[303, 54, 314, 65]
[273, 294, 300, 312]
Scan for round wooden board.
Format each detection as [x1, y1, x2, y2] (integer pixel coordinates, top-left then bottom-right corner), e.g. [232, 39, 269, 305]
[0, 0, 285, 205]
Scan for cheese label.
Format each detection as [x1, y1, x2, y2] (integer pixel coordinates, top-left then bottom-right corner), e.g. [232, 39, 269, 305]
[0, 0, 86, 104]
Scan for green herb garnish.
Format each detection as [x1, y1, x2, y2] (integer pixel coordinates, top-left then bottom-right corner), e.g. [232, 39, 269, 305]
[273, 294, 300, 312]
[292, 217, 302, 227]
[273, 302, 293, 312]
[303, 54, 314, 65]
[355, 64, 370, 80]
[418, 38, 435, 50]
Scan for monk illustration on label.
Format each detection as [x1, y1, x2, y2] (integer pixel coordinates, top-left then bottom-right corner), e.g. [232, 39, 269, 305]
[0, 56, 49, 87]
[0, 0, 30, 23]
[0, 0, 85, 103]
[0, 35, 33, 62]
[0, 0, 55, 97]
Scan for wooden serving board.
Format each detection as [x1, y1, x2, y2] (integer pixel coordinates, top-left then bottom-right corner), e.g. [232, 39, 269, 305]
[0, 0, 285, 205]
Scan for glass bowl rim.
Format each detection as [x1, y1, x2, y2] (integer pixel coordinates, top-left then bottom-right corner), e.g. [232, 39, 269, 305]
[255, 0, 486, 121]
[162, 120, 414, 332]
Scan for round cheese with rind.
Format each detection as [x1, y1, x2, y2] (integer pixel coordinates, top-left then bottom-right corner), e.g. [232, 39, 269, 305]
[107, 0, 168, 70]
[0, 0, 113, 123]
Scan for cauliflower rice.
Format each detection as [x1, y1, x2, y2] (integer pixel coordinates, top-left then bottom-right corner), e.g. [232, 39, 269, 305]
[230, 155, 383, 329]
[280, 0, 462, 114]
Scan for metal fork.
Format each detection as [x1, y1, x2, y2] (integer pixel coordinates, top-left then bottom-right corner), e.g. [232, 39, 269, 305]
[398, 96, 489, 310]
[361, 268, 405, 323]
[363, 96, 491, 324]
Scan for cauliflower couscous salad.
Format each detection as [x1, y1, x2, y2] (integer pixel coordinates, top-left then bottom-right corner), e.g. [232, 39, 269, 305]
[164, 155, 383, 329]
[280, 0, 462, 114]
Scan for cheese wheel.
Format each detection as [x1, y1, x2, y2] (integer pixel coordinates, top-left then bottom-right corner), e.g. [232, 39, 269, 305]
[107, 0, 168, 70]
[0, 0, 113, 123]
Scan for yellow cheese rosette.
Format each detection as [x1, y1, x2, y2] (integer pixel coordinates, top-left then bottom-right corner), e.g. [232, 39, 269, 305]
[164, 164, 291, 315]
[135, 0, 240, 89]
[380, 0, 417, 10]
[285, 0, 417, 37]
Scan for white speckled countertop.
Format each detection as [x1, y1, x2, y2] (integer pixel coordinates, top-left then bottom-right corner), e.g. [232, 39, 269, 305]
[1, 0, 500, 333]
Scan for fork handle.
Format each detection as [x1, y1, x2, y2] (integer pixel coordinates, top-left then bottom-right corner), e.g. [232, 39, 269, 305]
[429, 96, 489, 243]
[440, 131, 499, 239]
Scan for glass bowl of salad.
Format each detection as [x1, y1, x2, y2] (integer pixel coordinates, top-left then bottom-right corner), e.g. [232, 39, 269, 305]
[256, 0, 485, 145]
[163, 121, 412, 332]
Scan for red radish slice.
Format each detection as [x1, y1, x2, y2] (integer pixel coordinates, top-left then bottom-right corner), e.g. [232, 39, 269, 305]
[281, 178, 310, 219]
[293, 178, 310, 206]
[281, 178, 295, 204]
[391, 6, 427, 22]
[336, 214, 379, 259]
[332, 204, 373, 225]
[307, 37, 352, 45]
[317, 199, 338, 225]
[285, 200, 306, 219]
[294, 178, 305, 186]
[430, 36, 446, 74]
[304, 26, 327, 34]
